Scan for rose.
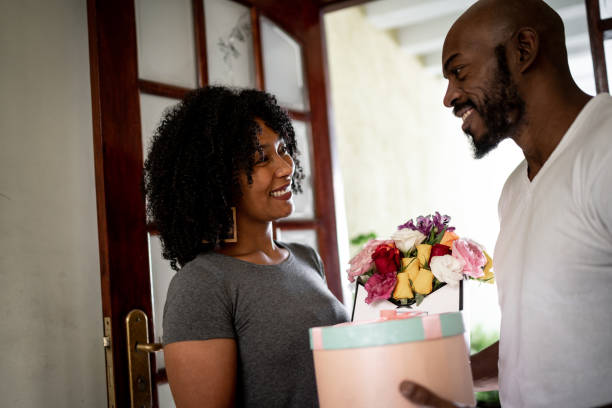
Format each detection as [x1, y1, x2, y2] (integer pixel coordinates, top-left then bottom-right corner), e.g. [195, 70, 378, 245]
[452, 238, 487, 278]
[430, 255, 465, 286]
[416, 244, 432, 267]
[391, 228, 426, 253]
[372, 242, 401, 275]
[430, 243, 451, 258]
[364, 272, 397, 304]
[440, 230, 459, 248]
[347, 239, 390, 282]
[413, 268, 435, 295]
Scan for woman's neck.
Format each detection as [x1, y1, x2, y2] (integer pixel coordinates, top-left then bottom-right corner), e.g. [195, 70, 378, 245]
[215, 222, 288, 265]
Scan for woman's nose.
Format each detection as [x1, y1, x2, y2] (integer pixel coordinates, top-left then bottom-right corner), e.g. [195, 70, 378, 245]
[275, 156, 294, 178]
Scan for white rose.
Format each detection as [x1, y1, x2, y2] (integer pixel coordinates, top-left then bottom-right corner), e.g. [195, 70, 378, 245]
[391, 228, 426, 253]
[430, 255, 465, 286]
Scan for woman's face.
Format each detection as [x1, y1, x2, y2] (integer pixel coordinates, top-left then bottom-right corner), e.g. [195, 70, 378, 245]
[237, 119, 295, 224]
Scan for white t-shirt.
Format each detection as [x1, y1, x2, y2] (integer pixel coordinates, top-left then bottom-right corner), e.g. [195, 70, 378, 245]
[495, 93, 612, 408]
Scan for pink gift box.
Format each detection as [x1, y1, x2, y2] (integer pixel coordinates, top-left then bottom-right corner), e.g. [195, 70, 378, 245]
[310, 311, 475, 407]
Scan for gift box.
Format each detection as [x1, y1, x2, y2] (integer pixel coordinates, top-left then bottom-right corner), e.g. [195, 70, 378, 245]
[351, 280, 464, 322]
[309, 311, 475, 407]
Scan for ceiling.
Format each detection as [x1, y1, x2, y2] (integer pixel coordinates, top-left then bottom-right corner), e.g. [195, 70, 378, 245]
[362, 0, 594, 78]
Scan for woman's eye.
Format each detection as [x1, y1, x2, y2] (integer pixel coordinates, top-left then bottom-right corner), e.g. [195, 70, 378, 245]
[278, 145, 288, 155]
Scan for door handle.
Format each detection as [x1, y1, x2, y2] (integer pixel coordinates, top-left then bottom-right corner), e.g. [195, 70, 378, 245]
[126, 309, 163, 408]
[136, 342, 163, 353]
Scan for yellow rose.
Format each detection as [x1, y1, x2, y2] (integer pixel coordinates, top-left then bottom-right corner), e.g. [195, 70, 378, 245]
[393, 271, 414, 299]
[416, 244, 432, 267]
[402, 257, 420, 282]
[414, 268, 434, 295]
[482, 251, 495, 283]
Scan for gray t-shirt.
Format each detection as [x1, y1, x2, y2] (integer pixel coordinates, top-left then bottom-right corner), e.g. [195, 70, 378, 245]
[163, 242, 349, 407]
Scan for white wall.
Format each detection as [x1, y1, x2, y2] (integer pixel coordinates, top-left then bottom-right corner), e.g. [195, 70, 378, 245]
[0, 0, 106, 406]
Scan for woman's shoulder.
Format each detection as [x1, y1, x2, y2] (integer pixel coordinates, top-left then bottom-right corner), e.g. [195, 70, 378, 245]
[279, 241, 324, 278]
[167, 252, 225, 293]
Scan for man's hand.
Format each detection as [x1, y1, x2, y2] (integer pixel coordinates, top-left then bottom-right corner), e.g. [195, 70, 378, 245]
[399, 381, 470, 407]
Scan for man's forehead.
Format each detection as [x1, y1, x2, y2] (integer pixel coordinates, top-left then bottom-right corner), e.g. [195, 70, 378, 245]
[442, 18, 501, 66]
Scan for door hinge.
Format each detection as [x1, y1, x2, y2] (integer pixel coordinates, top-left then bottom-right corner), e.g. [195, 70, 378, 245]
[103, 317, 116, 408]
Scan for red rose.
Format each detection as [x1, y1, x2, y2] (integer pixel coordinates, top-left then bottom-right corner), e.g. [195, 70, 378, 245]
[372, 243, 401, 274]
[431, 243, 451, 259]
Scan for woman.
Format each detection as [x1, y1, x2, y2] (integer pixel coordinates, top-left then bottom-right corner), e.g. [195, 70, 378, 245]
[144, 86, 348, 408]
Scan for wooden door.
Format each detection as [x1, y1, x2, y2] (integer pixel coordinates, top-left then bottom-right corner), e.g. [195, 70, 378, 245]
[88, 0, 349, 406]
[586, 0, 612, 92]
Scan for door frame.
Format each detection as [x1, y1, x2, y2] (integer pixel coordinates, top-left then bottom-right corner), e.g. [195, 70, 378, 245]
[87, 0, 362, 406]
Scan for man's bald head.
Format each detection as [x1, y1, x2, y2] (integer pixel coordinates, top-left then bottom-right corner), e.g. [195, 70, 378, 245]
[444, 0, 568, 74]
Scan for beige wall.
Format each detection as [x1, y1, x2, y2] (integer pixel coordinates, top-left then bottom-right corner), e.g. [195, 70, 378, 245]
[324, 7, 524, 329]
[0, 0, 106, 406]
[324, 7, 523, 255]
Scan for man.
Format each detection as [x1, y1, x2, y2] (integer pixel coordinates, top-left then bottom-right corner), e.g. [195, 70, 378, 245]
[401, 0, 612, 407]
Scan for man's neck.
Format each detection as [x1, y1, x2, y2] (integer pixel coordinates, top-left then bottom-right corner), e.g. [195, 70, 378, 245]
[514, 86, 591, 181]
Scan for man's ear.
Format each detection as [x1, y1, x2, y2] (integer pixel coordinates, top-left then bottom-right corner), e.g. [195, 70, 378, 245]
[513, 27, 539, 73]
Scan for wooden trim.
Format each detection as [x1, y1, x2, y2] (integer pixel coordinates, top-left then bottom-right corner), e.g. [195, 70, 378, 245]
[138, 79, 192, 99]
[87, 0, 156, 404]
[586, 0, 609, 93]
[602, 17, 612, 33]
[155, 368, 169, 385]
[275, 220, 319, 230]
[287, 109, 310, 122]
[146, 223, 159, 235]
[251, 7, 265, 91]
[87, 1, 114, 404]
[320, 0, 374, 13]
[193, 0, 209, 86]
[302, 10, 343, 302]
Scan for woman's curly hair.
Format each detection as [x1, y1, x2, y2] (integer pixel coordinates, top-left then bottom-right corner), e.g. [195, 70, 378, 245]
[144, 86, 304, 270]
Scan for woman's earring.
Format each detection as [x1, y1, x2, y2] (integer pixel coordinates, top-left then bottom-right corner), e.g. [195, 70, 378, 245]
[224, 207, 238, 243]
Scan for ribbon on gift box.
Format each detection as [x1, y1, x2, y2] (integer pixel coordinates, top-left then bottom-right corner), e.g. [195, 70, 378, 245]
[310, 311, 464, 351]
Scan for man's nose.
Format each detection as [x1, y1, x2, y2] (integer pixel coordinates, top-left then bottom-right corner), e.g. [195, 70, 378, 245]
[443, 81, 460, 108]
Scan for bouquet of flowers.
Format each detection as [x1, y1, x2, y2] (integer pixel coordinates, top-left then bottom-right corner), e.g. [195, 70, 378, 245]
[348, 212, 494, 306]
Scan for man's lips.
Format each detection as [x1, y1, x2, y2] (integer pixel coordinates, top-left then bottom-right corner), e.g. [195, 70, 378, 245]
[453, 104, 476, 132]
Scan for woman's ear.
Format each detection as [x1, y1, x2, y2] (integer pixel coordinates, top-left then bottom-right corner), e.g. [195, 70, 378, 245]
[514, 27, 539, 73]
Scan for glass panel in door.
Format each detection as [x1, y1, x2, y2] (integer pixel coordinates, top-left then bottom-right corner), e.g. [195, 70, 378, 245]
[600, 0, 612, 19]
[276, 228, 319, 253]
[260, 15, 308, 110]
[134, 0, 198, 87]
[284, 119, 315, 220]
[204, 0, 256, 87]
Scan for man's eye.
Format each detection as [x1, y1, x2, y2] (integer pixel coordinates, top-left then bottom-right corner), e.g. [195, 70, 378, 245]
[452, 67, 464, 77]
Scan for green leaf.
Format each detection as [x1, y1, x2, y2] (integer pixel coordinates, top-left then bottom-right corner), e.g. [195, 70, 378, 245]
[433, 226, 448, 245]
[350, 232, 377, 246]
[415, 294, 425, 306]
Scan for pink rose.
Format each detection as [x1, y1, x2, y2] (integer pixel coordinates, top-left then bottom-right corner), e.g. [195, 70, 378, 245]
[452, 238, 487, 278]
[347, 239, 392, 282]
[364, 272, 397, 304]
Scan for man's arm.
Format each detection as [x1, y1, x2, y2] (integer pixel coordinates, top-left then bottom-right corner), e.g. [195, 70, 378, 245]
[399, 341, 500, 406]
[471, 340, 499, 392]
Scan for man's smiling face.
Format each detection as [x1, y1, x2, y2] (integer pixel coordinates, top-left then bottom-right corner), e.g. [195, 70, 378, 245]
[442, 25, 526, 159]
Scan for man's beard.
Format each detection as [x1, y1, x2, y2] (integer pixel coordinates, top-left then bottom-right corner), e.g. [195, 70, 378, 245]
[466, 45, 526, 159]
